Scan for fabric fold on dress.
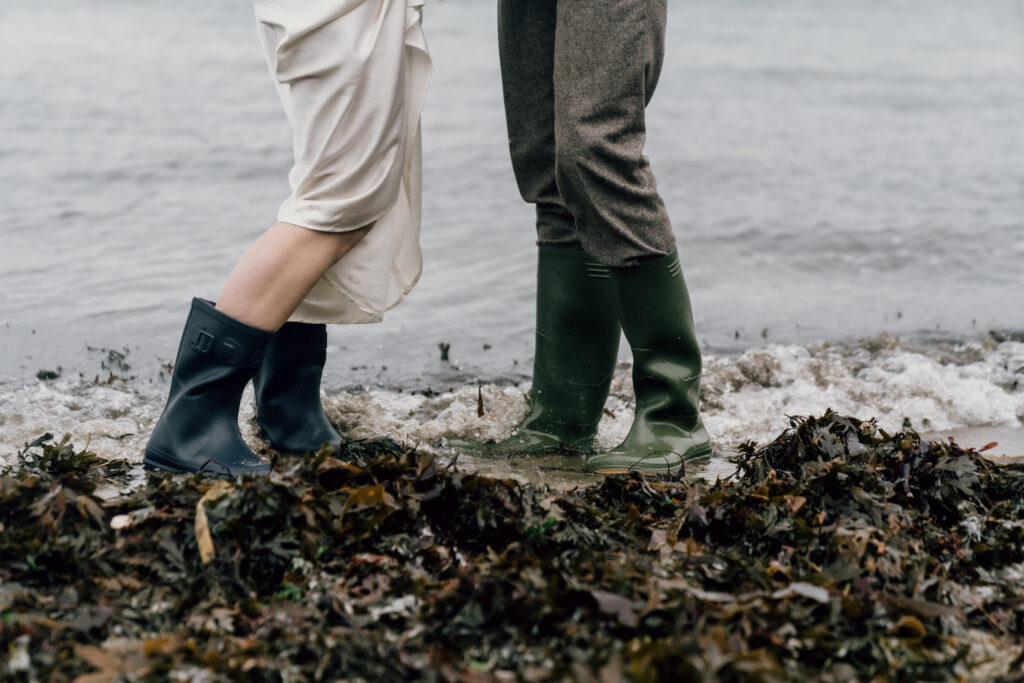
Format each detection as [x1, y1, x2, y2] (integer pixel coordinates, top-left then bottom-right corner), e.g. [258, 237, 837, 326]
[253, 0, 432, 324]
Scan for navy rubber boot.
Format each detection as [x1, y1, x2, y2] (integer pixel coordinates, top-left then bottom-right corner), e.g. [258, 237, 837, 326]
[253, 322, 343, 454]
[144, 298, 272, 477]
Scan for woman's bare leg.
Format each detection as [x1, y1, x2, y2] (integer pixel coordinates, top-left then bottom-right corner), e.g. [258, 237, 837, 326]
[215, 222, 370, 332]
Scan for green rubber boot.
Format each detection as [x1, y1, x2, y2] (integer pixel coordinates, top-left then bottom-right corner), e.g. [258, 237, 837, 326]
[447, 246, 620, 454]
[585, 250, 711, 475]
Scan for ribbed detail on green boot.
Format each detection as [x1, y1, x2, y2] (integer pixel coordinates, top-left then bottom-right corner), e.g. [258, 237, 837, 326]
[446, 246, 620, 455]
[585, 250, 711, 476]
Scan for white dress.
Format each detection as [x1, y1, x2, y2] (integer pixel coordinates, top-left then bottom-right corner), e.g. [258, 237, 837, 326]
[252, 0, 431, 324]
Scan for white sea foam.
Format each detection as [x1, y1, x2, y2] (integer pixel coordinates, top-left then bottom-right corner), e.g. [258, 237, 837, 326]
[700, 335, 1024, 450]
[2, 336, 1023, 471]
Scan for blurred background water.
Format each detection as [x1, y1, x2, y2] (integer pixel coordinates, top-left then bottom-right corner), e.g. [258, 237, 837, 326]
[2, 0, 1023, 391]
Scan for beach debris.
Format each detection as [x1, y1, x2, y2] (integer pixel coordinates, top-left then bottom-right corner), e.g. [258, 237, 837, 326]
[989, 329, 1024, 343]
[86, 345, 132, 373]
[2, 413, 1023, 680]
[194, 481, 234, 565]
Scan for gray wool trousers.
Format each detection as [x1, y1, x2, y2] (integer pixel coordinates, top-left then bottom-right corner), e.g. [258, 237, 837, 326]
[498, 0, 676, 268]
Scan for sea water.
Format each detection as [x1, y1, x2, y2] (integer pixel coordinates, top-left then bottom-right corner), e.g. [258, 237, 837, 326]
[2, 0, 1023, 472]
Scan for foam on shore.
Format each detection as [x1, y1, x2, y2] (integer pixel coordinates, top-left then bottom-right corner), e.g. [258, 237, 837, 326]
[2, 335, 1022, 473]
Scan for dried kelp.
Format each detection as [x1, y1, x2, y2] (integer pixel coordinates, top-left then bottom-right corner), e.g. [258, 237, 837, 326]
[2, 412, 1023, 681]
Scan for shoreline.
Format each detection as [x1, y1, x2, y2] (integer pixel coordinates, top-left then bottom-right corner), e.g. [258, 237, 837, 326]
[4, 325, 1024, 397]
[2, 334, 1023, 479]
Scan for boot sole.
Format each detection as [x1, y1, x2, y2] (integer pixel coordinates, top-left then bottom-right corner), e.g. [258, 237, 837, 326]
[587, 444, 714, 476]
[261, 437, 342, 456]
[143, 446, 269, 478]
[443, 431, 597, 457]
[143, 447, 192, 475]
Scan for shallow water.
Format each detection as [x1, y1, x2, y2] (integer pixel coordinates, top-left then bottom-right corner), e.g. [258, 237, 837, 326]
[2, 0, 1023, 390]
[2, 1, 1023, 473]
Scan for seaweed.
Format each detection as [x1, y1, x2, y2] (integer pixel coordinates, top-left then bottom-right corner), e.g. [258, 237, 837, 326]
[2, 412, 1023, 681]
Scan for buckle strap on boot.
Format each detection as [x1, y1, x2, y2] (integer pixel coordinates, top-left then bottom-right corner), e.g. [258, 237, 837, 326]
[190, 327, 265, 369]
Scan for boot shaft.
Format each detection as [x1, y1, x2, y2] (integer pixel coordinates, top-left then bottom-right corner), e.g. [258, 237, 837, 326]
[525, 246, 621, 434]
[613, 250, 702, 433]
[614, 252, 700, 367]
[167, 298, 271, 404]
[253, 322, 328, 403]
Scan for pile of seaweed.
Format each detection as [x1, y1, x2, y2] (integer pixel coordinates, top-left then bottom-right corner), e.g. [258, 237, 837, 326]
[3, 412, 1024, 681]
